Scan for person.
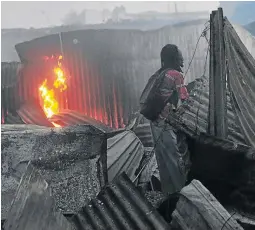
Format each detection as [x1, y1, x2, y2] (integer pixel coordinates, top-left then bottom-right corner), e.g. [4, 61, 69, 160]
[149, 44, 191, 195]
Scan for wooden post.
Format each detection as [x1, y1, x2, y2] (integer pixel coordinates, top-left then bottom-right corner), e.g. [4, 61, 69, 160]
[208, 8, 227, 138]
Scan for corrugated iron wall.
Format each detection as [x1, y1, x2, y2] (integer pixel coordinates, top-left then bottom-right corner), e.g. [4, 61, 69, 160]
[15, 22, 209, 128]
[1, 62, 22, 123]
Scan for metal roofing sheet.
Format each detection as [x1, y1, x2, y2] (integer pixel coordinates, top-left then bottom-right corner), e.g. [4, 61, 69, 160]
[70, 173, 169, 230]
[15, 102, 114, 131]
[179, 76, 247, 145]
[51, 110, 114, 132]
[107, 130, 144, 183]
[233, 24, 255, 58]
[225, 19, 255, 147]
[134, 123, 154, 147]
[1, 62, 21, 124]
[1, 62, 21, 88]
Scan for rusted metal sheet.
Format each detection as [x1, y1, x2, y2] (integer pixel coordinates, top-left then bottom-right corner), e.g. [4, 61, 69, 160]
[70, 173, 169, 230]
[1, 124, 107, 219]
[107, 130, 144, 183]
[14, 21, 209, 129]
[225, 19, 255, 147]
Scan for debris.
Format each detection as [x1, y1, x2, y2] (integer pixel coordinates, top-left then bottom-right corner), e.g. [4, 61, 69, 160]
[144, 191, 168, 209]
[1, 124, 107, 218]
[171, 180, 244, 230]
[70, 173, 169, 230]
[4, 163, 73, 230]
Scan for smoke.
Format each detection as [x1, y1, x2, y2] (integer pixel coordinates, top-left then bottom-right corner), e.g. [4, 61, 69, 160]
[61, 10, 86, 26]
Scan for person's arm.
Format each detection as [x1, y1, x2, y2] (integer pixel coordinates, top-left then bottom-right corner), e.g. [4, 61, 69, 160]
[174, 72, 189, 103]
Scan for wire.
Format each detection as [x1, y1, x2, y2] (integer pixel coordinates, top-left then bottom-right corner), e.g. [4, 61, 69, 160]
[221, 212, 236, 230]
[184, 22, 210, 79]
[194, 40, 210, 134]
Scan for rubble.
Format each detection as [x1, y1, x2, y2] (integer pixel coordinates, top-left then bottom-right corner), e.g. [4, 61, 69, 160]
[1, 124, 107, 219]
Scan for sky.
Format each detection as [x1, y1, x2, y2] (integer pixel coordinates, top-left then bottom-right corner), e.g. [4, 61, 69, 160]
[1, 1, 219, 29]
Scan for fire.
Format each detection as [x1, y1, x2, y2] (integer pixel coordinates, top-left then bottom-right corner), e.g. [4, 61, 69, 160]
[39, 55, 67, 125]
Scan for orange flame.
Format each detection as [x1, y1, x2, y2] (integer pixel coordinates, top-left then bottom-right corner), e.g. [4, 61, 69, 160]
[39, 55, 67, 125]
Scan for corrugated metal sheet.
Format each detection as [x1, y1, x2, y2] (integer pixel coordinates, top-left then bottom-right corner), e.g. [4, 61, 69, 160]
[2, 19, 208, 62]
[134, 123, 154, 147]
[107, 130, 144, 183]
[14, 21, 209, 129]
[225, 20, 255, 147]
[17, 103, 114, 131]
[51, 110, 113, 132]
[1, 62, 22, 124]
[17, 102, 54, 127]
[70, 173, 169, 230]
[1, 62, 21, 87]
[178, 76, 247, 144]
[234, 24, 255, 58]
